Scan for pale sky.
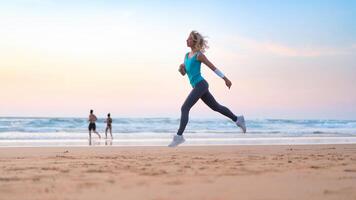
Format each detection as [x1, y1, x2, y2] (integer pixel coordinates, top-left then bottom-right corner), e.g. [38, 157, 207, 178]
[1, 0, 355, 119]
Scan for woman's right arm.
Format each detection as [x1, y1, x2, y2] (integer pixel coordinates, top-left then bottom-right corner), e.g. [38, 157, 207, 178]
[178, 63, 186, 76]
[179, 54, 186, 76]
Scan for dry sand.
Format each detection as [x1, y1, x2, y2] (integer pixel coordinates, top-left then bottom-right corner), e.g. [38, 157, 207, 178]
[0, 144, 356, 200]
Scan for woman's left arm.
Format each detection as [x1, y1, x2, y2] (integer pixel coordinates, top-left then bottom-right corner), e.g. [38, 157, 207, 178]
[197, 53, 232, 89]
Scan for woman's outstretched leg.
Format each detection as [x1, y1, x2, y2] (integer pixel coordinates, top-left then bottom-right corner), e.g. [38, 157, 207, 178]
[169, 80, 208, 147]
[177, 81, 208, 135]
[201, 91, 237, 121]
[201, 90, 246, 133]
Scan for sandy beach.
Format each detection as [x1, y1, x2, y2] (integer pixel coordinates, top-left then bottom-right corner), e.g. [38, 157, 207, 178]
[0, 144, 355, 200]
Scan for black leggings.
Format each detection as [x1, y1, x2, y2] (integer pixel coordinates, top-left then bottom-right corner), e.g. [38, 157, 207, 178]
[177, 80, 238, 135]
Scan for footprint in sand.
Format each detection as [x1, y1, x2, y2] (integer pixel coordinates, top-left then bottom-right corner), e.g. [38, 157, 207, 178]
[165, 180, 183, 185]
[344, 169, 356, 172]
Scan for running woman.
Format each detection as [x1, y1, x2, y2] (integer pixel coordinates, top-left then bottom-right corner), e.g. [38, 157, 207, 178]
[169, 31, 246, 147]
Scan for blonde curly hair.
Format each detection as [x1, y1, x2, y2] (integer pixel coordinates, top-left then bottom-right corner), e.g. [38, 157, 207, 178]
[190, 30, 209, 52]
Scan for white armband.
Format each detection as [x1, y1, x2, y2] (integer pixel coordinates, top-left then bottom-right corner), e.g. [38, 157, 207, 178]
[214, 69, 225, 78]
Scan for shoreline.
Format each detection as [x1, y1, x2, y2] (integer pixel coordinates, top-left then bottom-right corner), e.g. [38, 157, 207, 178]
[0, 136, 355, 147]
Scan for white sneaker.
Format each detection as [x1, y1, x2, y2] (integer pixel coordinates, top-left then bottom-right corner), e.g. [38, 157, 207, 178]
[168, 135, 185, 147]
[236, 115, 246, 133]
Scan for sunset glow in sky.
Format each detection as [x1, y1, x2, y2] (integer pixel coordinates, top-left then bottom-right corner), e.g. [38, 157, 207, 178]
[1, 0, 355, 119]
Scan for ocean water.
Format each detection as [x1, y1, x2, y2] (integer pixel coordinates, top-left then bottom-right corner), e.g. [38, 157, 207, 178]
[0, 117, 355, 146]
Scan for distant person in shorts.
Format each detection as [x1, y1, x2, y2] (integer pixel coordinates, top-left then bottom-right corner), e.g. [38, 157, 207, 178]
[88, 109, 101, 139]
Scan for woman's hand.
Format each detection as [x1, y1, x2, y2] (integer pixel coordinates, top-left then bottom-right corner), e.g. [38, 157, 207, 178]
[179, 64, 186, 76]
[224, 77, 232, 89]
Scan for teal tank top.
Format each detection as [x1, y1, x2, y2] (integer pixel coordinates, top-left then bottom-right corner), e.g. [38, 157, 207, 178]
[184, 52, 204, 87]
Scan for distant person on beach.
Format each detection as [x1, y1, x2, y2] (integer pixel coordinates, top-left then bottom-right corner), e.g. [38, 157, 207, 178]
[105, 113, 113, 139]
[88, 109, 101, 139]
[169, 31, 246, 147]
